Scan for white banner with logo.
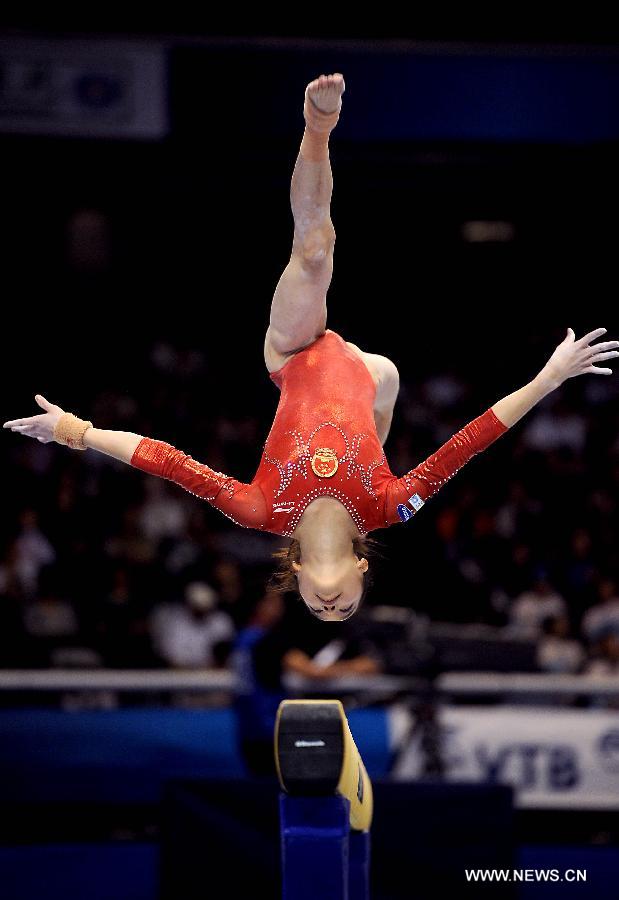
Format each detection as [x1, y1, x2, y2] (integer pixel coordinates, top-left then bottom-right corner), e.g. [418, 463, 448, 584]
[390, 705, 619, 809]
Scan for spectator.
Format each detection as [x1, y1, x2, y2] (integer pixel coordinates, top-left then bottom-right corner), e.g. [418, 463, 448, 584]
[507, 567, 567, 640]
[149, 581, 235, 669]
[536, 614, 585, 674]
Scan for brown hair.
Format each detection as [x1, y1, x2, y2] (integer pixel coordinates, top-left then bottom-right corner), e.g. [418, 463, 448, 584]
[267, 534, 382, 607]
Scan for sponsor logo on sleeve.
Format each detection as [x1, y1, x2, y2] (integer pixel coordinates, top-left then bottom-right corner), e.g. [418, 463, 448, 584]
[397, 493, 424, 522]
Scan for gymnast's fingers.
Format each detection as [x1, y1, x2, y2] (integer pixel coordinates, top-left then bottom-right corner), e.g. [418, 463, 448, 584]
[3, 415, 41, 428]
[587, 340, 619, 352]
[583, 365, 613, 375]
[576, 327, 607, 347]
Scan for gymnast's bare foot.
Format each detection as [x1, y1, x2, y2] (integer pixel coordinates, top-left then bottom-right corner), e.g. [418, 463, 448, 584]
[305, 73, 345, 117]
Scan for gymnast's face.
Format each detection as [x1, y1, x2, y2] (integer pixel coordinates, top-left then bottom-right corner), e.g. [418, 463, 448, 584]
[292, 554, 368, 621]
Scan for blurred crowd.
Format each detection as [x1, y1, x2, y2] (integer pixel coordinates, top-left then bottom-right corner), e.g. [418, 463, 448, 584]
[2, 338, 619, 687]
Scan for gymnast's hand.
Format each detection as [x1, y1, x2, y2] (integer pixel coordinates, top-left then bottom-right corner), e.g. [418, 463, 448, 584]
[542, 327, 619, 386]
[3, 394, 66, 443]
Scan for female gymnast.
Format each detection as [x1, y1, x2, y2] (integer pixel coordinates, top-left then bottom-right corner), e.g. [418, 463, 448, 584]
[4, 73, 619, 622]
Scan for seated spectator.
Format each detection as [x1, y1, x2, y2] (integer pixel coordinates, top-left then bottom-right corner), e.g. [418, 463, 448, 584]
[265, 603, 384, 685]
[149, 581, 235, 669]
[536, 614, 585, 674]
[507, 567, 567, 639]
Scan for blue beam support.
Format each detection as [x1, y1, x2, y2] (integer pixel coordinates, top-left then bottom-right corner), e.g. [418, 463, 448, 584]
[280, 794, 370, 900]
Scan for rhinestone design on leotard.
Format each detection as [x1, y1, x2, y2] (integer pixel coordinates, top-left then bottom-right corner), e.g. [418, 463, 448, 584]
[283, 484, 368, 537]
[264, 420, 384, 501]
[263, 428, 311, 498]
[340, 434, 385, 499]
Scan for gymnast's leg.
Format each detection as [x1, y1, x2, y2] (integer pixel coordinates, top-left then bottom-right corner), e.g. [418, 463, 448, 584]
[263, 73, 344, 372]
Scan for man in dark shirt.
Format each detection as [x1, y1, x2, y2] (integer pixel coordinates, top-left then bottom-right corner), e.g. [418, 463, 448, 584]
[231, 593, 383, 776]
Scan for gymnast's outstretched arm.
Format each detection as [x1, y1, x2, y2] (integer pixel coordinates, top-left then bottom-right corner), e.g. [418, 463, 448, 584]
[383, 326, 619, 520]
[85, 424, 142, 462]
[491, 326, 618, 427]
[3, 395, 267, 526]
[3, 394, 141, 460]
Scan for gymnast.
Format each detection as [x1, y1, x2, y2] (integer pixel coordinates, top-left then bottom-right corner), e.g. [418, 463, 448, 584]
[4, 73, 619, 622]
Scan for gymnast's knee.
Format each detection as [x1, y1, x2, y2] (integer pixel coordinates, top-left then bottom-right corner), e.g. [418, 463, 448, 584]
[295, 222, 336, 269]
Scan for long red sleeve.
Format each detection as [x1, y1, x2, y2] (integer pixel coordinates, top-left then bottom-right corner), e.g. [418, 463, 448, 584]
[130, 437, 268, 530]
[382, 407, 509, 524]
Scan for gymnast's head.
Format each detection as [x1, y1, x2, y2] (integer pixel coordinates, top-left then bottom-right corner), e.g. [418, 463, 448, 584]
[268, 534, 376, 622]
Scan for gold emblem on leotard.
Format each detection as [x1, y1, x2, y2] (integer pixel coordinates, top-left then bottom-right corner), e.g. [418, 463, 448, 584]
[310, 447, 339, 478]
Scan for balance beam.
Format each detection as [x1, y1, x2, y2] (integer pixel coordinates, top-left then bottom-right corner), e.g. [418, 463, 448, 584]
[274, 699, 373, 900]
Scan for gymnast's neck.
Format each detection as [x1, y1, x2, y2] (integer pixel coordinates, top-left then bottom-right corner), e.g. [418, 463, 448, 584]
[292, 496, 359, 562]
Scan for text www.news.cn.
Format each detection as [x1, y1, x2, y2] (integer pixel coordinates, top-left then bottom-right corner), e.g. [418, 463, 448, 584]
[465, 869, 586, 883]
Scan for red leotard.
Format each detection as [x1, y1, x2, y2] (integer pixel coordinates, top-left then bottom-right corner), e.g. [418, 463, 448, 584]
[130, 329, 509, 535]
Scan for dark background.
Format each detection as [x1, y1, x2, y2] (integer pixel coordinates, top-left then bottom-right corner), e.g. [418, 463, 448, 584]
[1, 23, 618, 900]
[2, 25, 618, 615]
